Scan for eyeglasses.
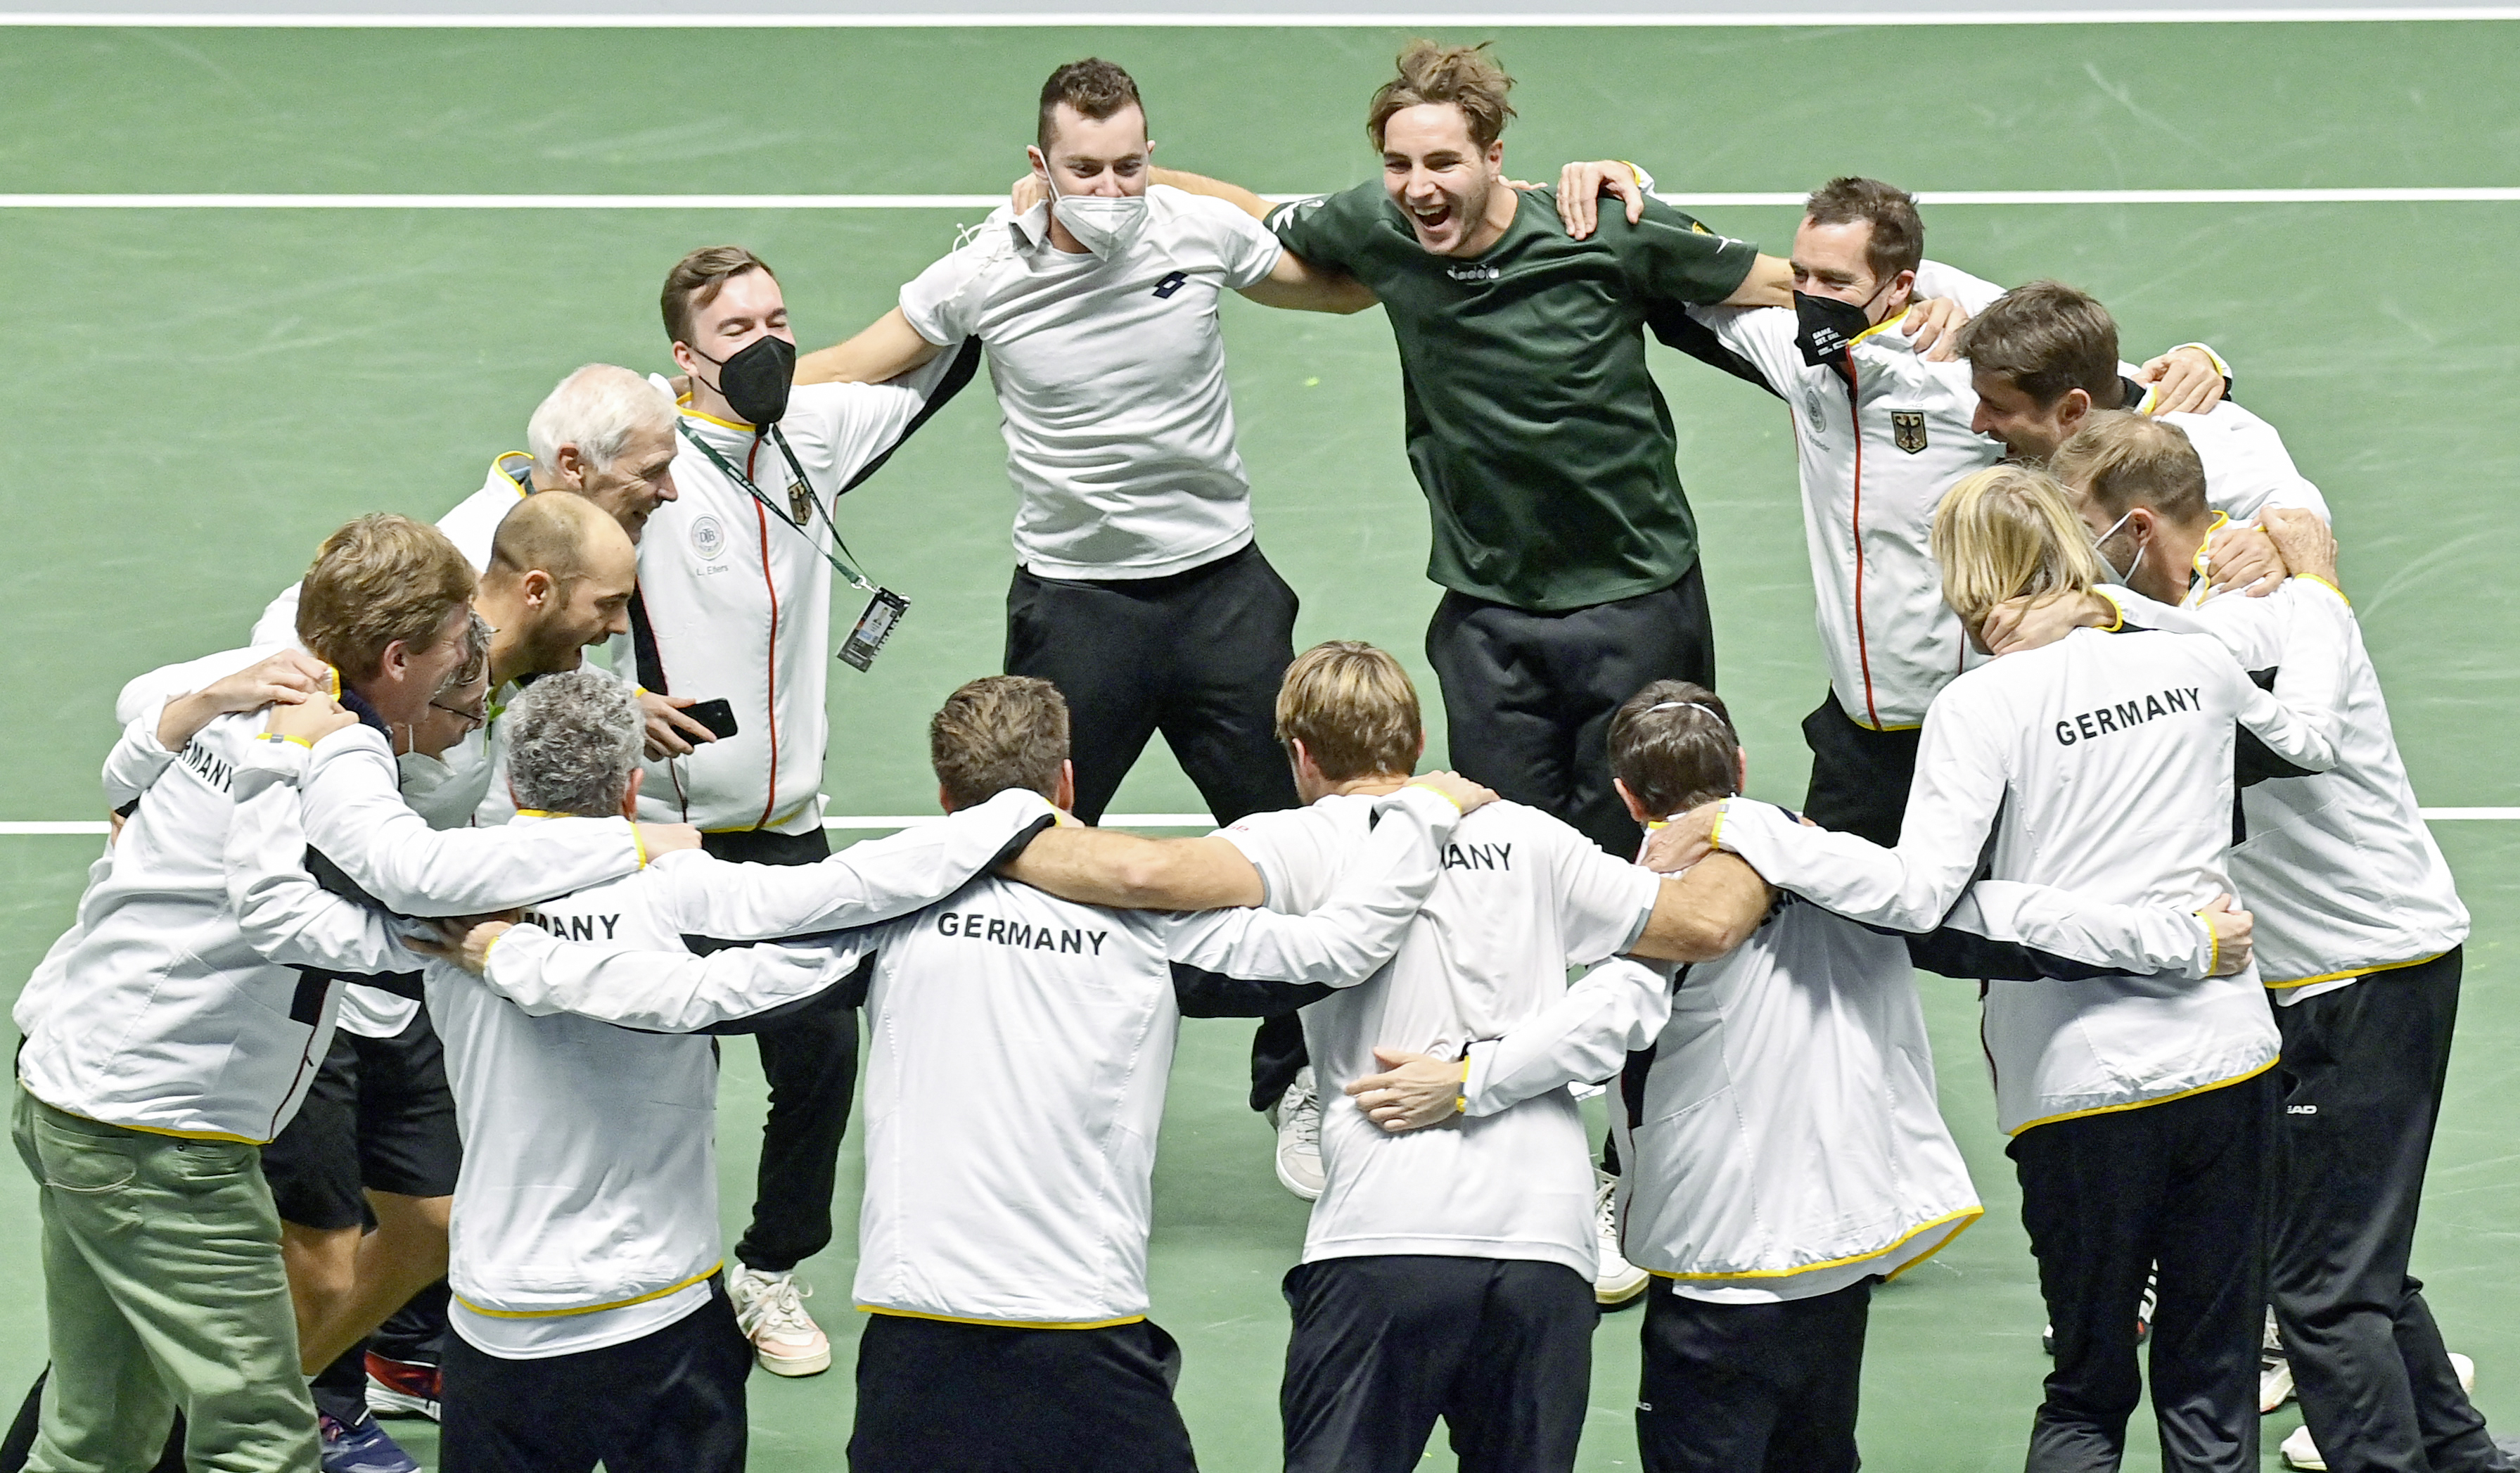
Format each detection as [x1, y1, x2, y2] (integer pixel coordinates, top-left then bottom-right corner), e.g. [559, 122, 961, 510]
[429, 698, 488, 732]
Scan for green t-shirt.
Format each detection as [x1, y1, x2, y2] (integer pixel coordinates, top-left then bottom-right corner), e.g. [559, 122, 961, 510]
[1270, 182, 1757, 611]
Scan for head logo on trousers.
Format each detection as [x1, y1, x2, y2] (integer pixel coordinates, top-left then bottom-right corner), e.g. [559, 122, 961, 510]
[1152, 271, 1189, 299]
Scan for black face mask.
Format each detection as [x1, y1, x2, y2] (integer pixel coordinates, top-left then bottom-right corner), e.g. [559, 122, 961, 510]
[690, 333, 797, 426]
[1793, 290, 1876, 368]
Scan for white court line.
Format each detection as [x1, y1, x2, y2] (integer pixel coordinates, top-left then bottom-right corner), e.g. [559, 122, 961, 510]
[5, 189, 2519, 210]
[2, 9, 2518, 25]
[5, 809, 2513, 836]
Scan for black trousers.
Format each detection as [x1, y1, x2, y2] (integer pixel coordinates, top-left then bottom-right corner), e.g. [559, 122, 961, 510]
[438, 1279, 750, 1473]
[2008, 1072, 2273, 1473]
[1425, 566, 1716, 860]
[848, 1313, 1196, 1473]
[1635, 1276, 1874, 1473]
[703, 824, 855, 1274]
[1005, 540, 1303, 827]
[1798, 692, 1924, 848]
[2272, 950, 2501, 1473]
[1281, 1255, 1596, 1473]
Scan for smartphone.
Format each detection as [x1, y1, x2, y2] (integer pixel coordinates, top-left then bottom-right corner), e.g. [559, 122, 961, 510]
[681, 698, 739, 741]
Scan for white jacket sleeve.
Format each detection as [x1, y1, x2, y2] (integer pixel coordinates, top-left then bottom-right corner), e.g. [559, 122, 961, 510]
[224, 736, 432, 974]
[655, 788, 1056, 939]
[1459, 957, 1675, 1117]
[2227, 581, 2351, 774]
[1910, 259, 2008, 315]
[298, 725, 644, 916]
[1716, 702, 2007, 933]
[1940, 881, 2215, 978]
[1160, 786, 1461, 985]
[101, 703, 179, 813]
[477, 923, 875, 1033]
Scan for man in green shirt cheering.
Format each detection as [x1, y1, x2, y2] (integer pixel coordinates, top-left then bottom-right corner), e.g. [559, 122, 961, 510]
[1169, 40, 1789, 859]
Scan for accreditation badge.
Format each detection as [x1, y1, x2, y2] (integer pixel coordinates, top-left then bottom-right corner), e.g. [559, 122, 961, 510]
[839, 588, 909, 672]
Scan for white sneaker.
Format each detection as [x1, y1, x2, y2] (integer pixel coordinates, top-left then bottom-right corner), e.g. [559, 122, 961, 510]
[1272, 1068, 1325, 1201]
[2263, 1308, 2295, 1413]
[729, 1265, 831, 1377]
[1593, 1171, 1649, 1308]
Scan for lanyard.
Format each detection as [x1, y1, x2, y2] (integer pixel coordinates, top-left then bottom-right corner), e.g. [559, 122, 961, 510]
[677, 419, 877, 593]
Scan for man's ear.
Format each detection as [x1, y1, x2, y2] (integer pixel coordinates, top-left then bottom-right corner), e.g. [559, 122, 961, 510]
[1026, 144, 1050, 179]
[2057, 387, 2093, 435]
[1735, 746, 1750, 797]
[520, 569, 554, 608]
[1485, 139, 1506, 177]
[1613, 777, 1654, 825]
[936, 781, 958, 816]
[1053, 758, 1076, 815]
[548, 442, 586, 489]
[1884, 267, 1918, 316]
[620, 767, 644, 820]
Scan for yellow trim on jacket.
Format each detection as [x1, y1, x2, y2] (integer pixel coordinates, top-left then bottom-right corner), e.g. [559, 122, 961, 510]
[859, 1306, 1148, 1331]
[2265, 951, 2445, 990]
[454, 1262, 722, 1320]
[1649, 1204, 1985, 1284]
[2004, 1057, 2277, 1138]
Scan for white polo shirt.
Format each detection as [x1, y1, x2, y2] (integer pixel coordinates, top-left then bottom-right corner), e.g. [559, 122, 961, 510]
[897, 184, 1284, 580]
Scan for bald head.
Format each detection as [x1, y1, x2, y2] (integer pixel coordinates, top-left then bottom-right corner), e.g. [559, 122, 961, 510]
[480, 492, 640, 681]
[487, 490, 627, 587]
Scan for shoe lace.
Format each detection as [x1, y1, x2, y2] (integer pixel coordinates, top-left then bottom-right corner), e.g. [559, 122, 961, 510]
[745, 1274, 817, 1337]
[1284, 1091, 1322, 1152]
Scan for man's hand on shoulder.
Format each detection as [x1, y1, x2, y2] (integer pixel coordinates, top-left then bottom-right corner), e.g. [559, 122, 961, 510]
[2137, 346, 2227, 416]
[1900, 298, 1971, 362]
[1638, 803, 1722, 874]
[264, 692, 359, 747]
[1404, 771, 1497, 815]
[1551, 160, 1646, 241]
[637, 822, 703, 859]
[2258, 507, 2341, 593]
[1981, 589, 2116, 656]
[160, 649, 333, 751]
[408, 914, 519, 976]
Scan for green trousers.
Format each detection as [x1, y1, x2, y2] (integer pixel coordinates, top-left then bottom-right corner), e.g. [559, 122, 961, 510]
[11, 1086, 318, 1472]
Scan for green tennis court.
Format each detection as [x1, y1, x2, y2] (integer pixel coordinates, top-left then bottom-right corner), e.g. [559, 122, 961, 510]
[1, 18, 2514, 1469]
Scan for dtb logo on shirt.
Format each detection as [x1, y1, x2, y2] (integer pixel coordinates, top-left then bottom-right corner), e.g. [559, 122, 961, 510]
[1151, 272, 1189, 299]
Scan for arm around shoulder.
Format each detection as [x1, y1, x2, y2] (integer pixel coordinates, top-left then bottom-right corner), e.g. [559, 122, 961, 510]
[1628, 853, 1773, 962]
[795, 307, 947, 387]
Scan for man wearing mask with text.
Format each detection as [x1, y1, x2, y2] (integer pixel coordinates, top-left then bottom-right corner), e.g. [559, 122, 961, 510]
[637, 244, 980, 1377]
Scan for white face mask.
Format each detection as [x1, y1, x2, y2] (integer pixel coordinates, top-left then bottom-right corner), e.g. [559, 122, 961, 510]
[2093, 509, 2148, 587]
[396, 747, 456, 798]
[1043, 165, 1148, 258]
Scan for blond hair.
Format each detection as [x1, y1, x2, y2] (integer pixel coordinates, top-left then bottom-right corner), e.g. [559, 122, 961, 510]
[930, 676, 1069, 810]
[2049, 410, 2210, 525]
[295, 514, 478, 682]
[1276, 642, 1422, 783]
[1931, 465, 2109, 635]
[1368, 40, 1516, 151]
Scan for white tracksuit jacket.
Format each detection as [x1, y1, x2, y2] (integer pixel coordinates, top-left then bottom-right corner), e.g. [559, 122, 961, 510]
[1452, 854, 2221, 1300]
[2100, 578, 2468, 995]
[1687, 265, 2324, 732]
[219, 780, 1059, 1345]
[16, 703, 639, 1144]
[1712, 592, 2354, 1135]
[633, 351, 971, 834]
[470, 784, 1464, 1329]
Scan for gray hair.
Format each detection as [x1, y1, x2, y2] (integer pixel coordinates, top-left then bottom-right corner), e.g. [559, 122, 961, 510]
[525, 364, 672, 475]
[504, 670, 645, 817]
